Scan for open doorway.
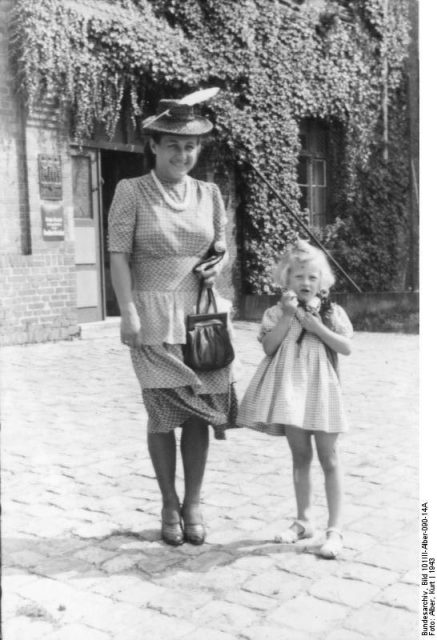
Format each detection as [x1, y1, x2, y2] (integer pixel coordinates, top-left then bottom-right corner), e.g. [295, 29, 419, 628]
[100, 149, 146, 316]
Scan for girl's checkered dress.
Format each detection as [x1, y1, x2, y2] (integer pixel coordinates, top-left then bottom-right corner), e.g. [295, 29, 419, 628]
[238, 303, 353, 436]
[108, 173, 237, 438]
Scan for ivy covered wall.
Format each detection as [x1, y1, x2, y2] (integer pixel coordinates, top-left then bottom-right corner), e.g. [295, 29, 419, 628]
[11, 0, 413, 293]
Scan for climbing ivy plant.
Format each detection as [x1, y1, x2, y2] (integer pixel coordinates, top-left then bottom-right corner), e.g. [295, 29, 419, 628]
[11, 0, 411, 293]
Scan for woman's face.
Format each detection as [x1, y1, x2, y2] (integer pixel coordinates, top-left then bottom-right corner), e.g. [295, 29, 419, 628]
[150, 135, 200, 181]
[286, 260, 321, 302]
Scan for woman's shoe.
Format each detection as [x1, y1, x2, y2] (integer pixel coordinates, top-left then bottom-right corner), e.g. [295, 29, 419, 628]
[274, 518, 315, 544]
[182, 504, 206, 545]
[319, 527, 343, 559]
[184, 522, 206, 545]
[161, 509, 184, 546]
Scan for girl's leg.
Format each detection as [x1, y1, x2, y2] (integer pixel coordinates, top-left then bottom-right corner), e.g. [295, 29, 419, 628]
[314, 431, 343, 529]
[147, 431, 180, 523]
[278, 426, 314, 541]
[314, 431, 344, 558]
[180, 417, 209, 523]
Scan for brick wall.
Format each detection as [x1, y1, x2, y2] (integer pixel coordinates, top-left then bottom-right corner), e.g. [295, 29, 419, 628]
[0, 115, 81, 346]
[407, 0, 419, 290]
[0, 246, 79, 345]
[0, 0, 79, 346]
[0, 0, 239, 345]
[0, 0, 30, 255]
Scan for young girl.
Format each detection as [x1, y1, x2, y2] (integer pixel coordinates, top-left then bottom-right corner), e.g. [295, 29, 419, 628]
[238, 239, 353, 559]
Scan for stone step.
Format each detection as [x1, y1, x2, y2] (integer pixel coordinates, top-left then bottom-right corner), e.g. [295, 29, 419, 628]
[79, 317, 120, 340]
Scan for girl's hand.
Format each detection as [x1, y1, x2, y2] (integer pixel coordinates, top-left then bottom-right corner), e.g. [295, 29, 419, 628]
[299, 311, 323, 334]
[280, 292, 298, 316]
[120, 303, 142, 348]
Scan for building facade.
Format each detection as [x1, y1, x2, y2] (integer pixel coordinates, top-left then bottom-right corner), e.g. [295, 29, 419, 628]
[0, 0, 238, 346]
[0, 0, 418, 346]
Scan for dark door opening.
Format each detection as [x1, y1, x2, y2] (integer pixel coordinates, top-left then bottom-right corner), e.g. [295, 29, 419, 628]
[100, 149, 146, 316]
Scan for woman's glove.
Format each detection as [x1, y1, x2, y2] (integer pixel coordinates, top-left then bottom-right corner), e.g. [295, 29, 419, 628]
[193, 241, 226, 288]
[195, 262, 222, 288]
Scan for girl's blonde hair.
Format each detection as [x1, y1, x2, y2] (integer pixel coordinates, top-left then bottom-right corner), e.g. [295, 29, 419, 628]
[274, 239, 335, 292]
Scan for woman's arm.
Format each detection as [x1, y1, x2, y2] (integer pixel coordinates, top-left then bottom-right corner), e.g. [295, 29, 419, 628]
[202, 185, 228, 288]
[297, 310, 352, 356]
[110, 252, 141, 348]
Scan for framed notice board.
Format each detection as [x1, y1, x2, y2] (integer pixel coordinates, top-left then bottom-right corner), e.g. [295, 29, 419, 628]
[41, 204, 65, 241]
[38, 154, 62, 200]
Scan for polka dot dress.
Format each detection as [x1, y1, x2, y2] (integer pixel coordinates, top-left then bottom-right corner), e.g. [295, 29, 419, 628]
[108, 173, 237, 437]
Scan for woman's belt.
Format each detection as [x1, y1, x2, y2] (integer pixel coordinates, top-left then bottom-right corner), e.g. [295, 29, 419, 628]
[132, 256, 201, 292]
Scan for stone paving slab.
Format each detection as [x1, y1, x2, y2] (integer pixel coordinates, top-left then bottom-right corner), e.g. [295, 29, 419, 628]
[0, 324, 419, 639]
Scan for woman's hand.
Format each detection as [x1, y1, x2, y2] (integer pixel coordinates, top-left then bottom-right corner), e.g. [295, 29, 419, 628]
[280, 291, 298, 316]
[195, 263, 221, 288]
[110, 254, 142, 348]
[120, 303, 142, 348]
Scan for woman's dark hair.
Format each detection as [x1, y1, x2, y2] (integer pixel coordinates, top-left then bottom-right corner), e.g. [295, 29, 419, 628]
[150, 132, 163, 144]
[144, 134, 162, 169]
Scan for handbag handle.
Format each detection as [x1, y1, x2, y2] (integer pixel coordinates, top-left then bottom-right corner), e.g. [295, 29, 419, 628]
[196, 282, 218, 314]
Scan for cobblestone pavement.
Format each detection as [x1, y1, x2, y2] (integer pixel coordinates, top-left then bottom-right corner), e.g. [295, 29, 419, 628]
[1, 323, 419, 640]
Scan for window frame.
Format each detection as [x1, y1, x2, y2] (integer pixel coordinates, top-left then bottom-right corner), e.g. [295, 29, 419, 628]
[297, 120, 329, 228]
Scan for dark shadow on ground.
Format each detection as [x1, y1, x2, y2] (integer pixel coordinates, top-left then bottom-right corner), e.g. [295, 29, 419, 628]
[3, 527, 350, 586]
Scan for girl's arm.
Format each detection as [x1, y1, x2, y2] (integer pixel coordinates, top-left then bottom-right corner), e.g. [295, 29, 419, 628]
[262, 315, 294, 356]
[110, 252, 142, 347]
[297, 310, 352, 356]
[262, 294, 297, 356]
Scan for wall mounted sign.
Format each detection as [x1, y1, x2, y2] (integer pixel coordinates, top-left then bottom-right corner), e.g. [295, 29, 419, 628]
[41, 204, 65, 241]
[38, 154, 62, 200]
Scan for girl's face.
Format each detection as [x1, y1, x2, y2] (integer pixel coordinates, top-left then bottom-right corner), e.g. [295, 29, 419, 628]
[286, 260, 321, 303]
[150, 135, 200, 181]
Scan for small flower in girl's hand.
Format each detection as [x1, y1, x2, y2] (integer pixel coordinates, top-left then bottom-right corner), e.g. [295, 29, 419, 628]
[296, 296, 323, 343]
[280, 291, 298, 316]
[307, 296, 321, 312]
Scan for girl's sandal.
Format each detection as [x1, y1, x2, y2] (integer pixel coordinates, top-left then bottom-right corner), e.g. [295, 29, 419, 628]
[274, 518, 315, 544]
[319, 527, 343, 559]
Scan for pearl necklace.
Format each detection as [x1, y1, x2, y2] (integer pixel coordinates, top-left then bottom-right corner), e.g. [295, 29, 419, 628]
[151, 170, 192, 211]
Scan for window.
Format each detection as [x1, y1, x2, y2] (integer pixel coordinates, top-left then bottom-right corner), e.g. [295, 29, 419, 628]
[72, 155, 93, 219]
[297, 120, 329, 228]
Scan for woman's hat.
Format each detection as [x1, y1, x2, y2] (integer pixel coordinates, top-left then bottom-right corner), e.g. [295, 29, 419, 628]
[142, 99, 213, 136]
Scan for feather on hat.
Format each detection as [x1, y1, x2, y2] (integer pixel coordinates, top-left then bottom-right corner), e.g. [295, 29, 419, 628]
[142, 88, 219, 136]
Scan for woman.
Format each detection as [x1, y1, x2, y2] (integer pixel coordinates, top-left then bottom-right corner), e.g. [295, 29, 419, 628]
[108, 98, 237, 546]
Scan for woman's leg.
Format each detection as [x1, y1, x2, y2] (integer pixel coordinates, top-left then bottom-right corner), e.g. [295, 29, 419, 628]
[180, 417, 209, 523]
[284, 426, 314, 525]
[314, 431, 343, 530]
[147, 431, 180, 522]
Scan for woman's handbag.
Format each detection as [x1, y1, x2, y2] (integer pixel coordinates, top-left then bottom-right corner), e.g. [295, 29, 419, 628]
[183, 283, 235, 372]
